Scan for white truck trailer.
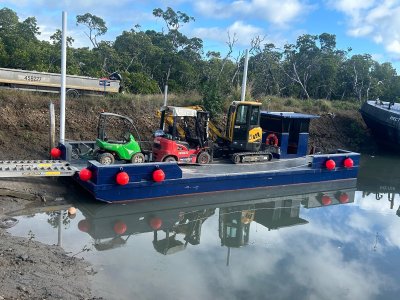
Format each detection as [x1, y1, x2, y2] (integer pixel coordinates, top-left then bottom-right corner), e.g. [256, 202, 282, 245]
[0, 67, 121, 97]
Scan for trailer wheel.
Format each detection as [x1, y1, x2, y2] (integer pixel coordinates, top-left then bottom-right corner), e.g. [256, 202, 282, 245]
[98, 152, 115, 165]
[197, 152, 211, 164]
[131, 153, 145, 163]
[66, 89, 79, 98]
[163, 156, 177, 162]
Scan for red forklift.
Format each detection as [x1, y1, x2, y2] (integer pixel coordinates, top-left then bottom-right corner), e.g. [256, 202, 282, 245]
[152, 106, 213, 164]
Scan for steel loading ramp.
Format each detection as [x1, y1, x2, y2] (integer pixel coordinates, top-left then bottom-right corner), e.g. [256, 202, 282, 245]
[0, 160, 77, 177]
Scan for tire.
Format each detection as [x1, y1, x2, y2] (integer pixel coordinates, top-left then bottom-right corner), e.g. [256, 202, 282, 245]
[163, 156, 177, 162]
[66, 89, 80, 98]
[232, 154, 241, 164]
[197, 151, 211, 164]
[98, 152, 115, 165]
[131, 152, 145, 163]
[71, 148, 81, 160]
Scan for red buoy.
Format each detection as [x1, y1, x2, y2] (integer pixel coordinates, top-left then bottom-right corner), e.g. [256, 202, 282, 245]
[78, 219, 90, 232]
[116, 172, 129, 185]
[50, 147, 61, 159]
[325, 159, 336, 170]
[79, 168, 92, 181]
[113, 221, 127, 235]
[152, 169, 165, 182]
[321, 195, 332, 206]
[343, 158, 354, 168]
[149, 217, 162, 230]
[339, 192, 349, 203]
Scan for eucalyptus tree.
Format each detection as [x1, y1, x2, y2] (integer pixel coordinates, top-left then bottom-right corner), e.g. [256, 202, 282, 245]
[341, 54, 375, 102]
[76, 13, 107, 48]
[249, 42, 284, 97]
[282, 34, 321, 99]
[152, 7, 197, 91]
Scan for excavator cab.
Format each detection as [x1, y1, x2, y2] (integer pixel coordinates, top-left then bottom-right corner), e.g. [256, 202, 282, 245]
[225, 101, 263, 152]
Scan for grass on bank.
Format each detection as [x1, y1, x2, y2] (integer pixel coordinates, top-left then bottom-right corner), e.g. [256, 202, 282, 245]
[0, 89, 362, 116]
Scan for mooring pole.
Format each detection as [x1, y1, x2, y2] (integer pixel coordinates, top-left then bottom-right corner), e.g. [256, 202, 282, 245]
[60, 11, 67, 144]
[240, 49, 249, 102]
[49, 102, 55, 154]
[163, 84, 168, 106]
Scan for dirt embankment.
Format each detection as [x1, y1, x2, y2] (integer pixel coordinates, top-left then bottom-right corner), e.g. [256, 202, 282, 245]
[0, 91, 376, 160]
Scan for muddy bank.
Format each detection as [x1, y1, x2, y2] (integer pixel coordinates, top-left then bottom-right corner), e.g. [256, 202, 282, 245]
[0, 178, 96, 299]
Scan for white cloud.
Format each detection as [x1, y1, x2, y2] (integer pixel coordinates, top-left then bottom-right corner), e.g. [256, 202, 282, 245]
[192, 21, 265, 47]
[194, 0, 313, 27]
[327, 0, 400, 57]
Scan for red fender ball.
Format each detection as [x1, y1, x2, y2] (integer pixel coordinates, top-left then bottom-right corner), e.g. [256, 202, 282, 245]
[78, 219, 90, 232]
[339, 192, 349, 203]
[79, 168, 92, 181]
[343, 158, 354, 168]
[149, 217, 162, 230]
[50, 147, 62, 159]
[321, 195, 332, 206]
[152, 169, 165, 182]
[113, 221, 127, 235]
[116, 172, 129, 185]
[325, 159, 336, 170]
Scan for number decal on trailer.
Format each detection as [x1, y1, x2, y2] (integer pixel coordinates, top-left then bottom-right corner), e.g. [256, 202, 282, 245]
[24, 75, 42, 82]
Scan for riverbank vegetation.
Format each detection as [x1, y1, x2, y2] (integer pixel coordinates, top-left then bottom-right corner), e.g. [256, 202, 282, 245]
[1, 7, 400, 117]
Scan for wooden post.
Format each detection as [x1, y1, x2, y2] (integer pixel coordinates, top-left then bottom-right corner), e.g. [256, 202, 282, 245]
[49, 101, 56, 155]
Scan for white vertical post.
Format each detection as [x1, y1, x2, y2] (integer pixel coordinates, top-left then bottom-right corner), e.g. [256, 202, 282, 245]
[60, 11, 67, 144]
[240, 49, 249, 102]
[49, 102, 55, 152]
[163, 84, 168, 106]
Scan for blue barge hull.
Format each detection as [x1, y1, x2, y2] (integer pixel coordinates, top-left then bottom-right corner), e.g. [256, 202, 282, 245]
[75, 150, 360, 203]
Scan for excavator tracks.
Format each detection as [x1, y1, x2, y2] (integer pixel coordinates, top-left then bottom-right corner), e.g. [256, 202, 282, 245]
[0, 160, 78, 177]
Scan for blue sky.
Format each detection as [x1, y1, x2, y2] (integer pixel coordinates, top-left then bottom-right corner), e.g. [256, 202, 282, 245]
[2, 0, 400, 71]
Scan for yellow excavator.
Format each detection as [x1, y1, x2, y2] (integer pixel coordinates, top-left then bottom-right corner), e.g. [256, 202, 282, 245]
[157, 101, 273, 163]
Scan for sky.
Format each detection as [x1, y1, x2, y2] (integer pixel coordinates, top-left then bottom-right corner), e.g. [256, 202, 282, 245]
[2, 0, 400, 71]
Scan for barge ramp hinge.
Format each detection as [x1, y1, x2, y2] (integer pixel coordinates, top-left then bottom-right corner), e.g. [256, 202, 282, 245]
[0, 160, 77, 178]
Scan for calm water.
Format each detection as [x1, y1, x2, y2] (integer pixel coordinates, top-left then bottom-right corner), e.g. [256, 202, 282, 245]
[6, 154, 400, 300]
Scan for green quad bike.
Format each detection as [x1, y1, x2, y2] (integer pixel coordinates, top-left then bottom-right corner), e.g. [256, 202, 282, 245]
[96, 112, 146, 165]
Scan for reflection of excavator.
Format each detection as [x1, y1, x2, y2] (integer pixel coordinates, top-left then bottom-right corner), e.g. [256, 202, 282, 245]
[156, 101, 273, 164]
[219, 206, 255, 248]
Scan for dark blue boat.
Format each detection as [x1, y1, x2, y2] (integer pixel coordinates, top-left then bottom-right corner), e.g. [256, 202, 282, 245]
[360, 100, 400, 145]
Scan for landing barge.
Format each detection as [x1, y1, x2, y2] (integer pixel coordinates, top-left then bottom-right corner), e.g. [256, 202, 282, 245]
[58, 110, 359, 203]
[73, 151, 358, 203]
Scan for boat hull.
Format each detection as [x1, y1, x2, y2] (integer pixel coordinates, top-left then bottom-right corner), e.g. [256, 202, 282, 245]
[360, 100, 400, 145]
[74, 150, 360, 203]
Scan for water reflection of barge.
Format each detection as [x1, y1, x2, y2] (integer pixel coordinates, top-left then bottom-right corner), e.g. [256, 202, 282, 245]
[76, 181, 356, 253]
